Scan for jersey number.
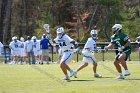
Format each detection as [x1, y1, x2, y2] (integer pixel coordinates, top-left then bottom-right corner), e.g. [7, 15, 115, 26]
[59, 42, 66, 47]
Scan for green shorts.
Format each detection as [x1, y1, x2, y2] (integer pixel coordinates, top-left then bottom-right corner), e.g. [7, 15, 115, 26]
[115, 49, 131, 61]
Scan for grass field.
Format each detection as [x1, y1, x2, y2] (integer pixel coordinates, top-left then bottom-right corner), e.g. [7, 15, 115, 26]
[0, 61, 140, 93]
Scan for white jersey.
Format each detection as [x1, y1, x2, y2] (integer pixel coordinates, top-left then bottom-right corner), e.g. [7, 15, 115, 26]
[19, 41, 26, 57]
[32, 40, 40, 52]
[32, 40, 40, 56]
[82, 37, 97, 63]
[0, 42, 4, 54]
[84, 37, 96, 52]
[9, 40, 20, 56]
[9, 40, 20, 51]
[54, 34, 74, 52]
[25, 40, 34, 52]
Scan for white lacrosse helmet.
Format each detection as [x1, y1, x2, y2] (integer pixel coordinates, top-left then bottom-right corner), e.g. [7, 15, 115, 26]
[57, 27, 64, 34]
[56, 27, 64, 38]
[20, 37, 24, 42]
[90, 30, 98, 39]
[137, 36, 140, 39]
[12, 37, 15, 41]
[32, 36, 36, 40]
[112, 24, 122, 33]
[12, 36, 17, 40]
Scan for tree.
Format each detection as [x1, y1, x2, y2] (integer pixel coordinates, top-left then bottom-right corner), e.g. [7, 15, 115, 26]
[3, 0, 12, 44]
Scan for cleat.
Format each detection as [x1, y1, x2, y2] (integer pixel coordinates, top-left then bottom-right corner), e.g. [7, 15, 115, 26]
[124, 73, 131, 76]
[116, 74, 125, 79]
[70, 71, 77, 78]
[63, 76, 70, 80]
[94, 73, 102, 78]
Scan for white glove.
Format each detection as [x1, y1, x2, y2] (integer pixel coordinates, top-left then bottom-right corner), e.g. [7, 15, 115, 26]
[118, 46, 125, 52]
[104, 46, 108, 51]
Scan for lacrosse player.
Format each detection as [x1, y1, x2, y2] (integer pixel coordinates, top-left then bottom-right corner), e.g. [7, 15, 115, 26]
[54, 27, 77, 80]
[19, 37, 26, 64]
[71, 29, 102, 78]
[32, 36, 41, 64]
[9, 36, 20, 64]
[25, 36, 35, 65]
[136, 36, 140, 44]
[0, 42, 3, 55]
[105, 24, 131, 79]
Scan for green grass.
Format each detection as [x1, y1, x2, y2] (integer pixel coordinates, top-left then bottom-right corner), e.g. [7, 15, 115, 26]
[0, 61, 140, 93]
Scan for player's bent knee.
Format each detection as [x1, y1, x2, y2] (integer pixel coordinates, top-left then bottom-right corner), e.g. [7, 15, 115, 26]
[60, 62, 65, 68]
[84, 63, 88, 66]
[93, 63, 97, 66]
[114, 60, 119, 65]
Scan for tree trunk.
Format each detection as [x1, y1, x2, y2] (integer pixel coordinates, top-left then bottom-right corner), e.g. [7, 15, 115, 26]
[0, 0, 6, 43]
[20, 0, 28, 37]
[81, 5, 99, 41]
[3, 0, 12, 44]
[0, 0, 3, 42]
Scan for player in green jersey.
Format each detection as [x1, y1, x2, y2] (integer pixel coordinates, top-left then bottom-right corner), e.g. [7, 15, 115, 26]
[105, 24, 131, 79]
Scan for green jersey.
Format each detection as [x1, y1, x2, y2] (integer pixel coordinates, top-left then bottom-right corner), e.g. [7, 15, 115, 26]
[111, 32, 131, 51]
[111, 31, 131, 60]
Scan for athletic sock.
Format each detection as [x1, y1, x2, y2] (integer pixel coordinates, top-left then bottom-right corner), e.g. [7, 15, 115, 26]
[125, 70, 129, 74]
[119, 73, 123, 75]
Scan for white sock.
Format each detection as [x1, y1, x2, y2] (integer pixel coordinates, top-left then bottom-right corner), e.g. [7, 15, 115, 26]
[119, 73, 123, 75]
[75, 69, 78, 73]
[125, 70, 129, 74]
[70, 69, 73, 73]
[65, 74, 69, 78]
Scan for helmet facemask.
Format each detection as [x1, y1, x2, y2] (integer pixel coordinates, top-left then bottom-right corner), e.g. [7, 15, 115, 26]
[91, 34, 97, 39]
[112, 24, 122, 34]
[56, 27, 64, 39]
[90, 30, 98, 39]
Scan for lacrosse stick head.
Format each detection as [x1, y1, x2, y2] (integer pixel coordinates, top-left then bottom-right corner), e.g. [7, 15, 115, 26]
[43, 24, 50, 33]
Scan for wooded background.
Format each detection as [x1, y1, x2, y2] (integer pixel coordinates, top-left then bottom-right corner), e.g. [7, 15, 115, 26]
[0, 0, 140, 44]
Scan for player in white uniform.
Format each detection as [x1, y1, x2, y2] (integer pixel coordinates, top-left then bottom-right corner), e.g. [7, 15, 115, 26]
[54, 27, 77, 80]
[0, 42, 4, 55]
[71, 30, 102, 78]
[19, 37, 26, 64]
[9, 36, 20, 64]
[32, 36, 41, 64]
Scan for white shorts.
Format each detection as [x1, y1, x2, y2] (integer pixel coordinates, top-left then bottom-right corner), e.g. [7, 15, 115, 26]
[11, 50, 19, 56]
[33, 50, 40, 56]
[82, 56, 96, 63]
[19, 50, 26, 57]
[82, 50, 96, 63]
[60, 51, 74, 65]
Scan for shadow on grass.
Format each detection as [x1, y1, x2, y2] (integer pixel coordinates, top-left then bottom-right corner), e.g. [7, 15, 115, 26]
[70, 80, 94, 82]
[125, 78, 140, 80]
[101, 76, 114, 78]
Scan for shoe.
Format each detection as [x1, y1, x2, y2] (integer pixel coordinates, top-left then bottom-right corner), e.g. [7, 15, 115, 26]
[94, 73, 102, 78]
[39, 62, 43, 65]
[116, 74, 125, 79]
[70, 71, 77, 78]
[124, 73, 131, 76]
[63, 76, 70, 80]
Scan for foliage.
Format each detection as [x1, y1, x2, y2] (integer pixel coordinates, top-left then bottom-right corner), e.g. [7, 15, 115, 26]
[96, 0, 120, 6]
[0, 0, 140, 43]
